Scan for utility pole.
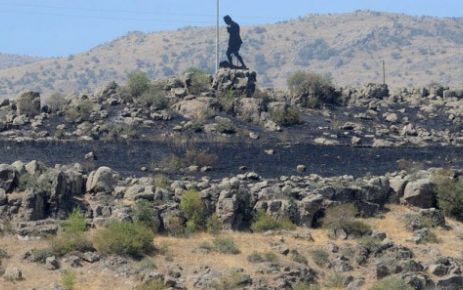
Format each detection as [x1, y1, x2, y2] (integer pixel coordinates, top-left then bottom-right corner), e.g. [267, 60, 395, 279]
[216, 0, 220, 73]
[382, 60, 386, 85]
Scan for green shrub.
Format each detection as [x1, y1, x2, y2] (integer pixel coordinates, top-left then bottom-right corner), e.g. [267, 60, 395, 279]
[310, 249, 329, 267]
[93, 222, 154, 258]
[184, 149, 218, 167]
[180, 189, 206, 233]
[139, 85, 169, 109]
[127, 71, 150, 97]
[61, 270, 76, 290]
[156, 154, 185, 172]
[51, 209, 92, 257]
[133, 200, 160, 231]
[102, 124, 137, 141]
[324, 272, 349, 288]
[212, 270, 245, 290]
[216, 117, 236, 134]
[212, 237, 240, 254]
[323, 203, 371, 238]
[185, 68, 210, 95]
[250, 210, 296, 232]
[218, 89, 237, 113]
[207, 213, 223, 235]
[290, 250, 308, 265]
[45, 93, 67, 112]
[358, 236, 383, 253]
[287, 71, 338, 107]
[30, 248, 54, 263]
[434, 173, 463, 221]
[137, 278, 166, 290]
[65, 99, 95, 122]
[344, 220, 372, 238]
[369, 275, 414, 290]
[403, 213, 436, 231]
[269, 107, 301, 126]
[247, 251, 278, 263]
[292, 282, 320, 290]
[152, 174, 170, 189]
[18, 171, 54, 193]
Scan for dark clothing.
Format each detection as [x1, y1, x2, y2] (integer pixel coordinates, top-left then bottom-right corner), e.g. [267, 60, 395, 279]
[227, 21, 243, 52]
[226, 20, 246, 68]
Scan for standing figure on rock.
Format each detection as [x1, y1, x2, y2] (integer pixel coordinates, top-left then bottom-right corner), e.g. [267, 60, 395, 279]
[224, 15, 247, 69]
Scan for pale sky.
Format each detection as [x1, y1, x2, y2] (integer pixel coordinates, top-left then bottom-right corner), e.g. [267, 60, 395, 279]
[1, 0, 462, 57]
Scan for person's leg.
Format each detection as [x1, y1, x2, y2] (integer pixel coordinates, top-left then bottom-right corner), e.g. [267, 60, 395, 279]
[226, 48, 233, 66]
[234, 51, 247, 68]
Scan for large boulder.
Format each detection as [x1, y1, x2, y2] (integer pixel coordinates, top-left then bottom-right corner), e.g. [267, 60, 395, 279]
[235, 97, 264, 123]
[212, 68, 257, 97]
[173, 97, 219, 119]
[17, 91, 41, 117]
[49, 169, 85, 218]
[0, 164, 18, 192]
[402, 179, 436, 208]
[86, 167, 117, 194]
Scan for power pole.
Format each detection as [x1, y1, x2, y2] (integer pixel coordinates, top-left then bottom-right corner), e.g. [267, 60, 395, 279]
[382, 60, 386, 85]
[216, 0, 220, 73]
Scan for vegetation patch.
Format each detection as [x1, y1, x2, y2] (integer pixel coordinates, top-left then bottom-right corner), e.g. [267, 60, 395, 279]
[93, 221, 154, 258]
[250, 210, 296, 232]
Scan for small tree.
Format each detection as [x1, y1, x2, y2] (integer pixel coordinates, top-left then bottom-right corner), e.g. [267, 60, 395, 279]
[185, 68, 210, 95]
[287, 71, 338, 107]
[127, 71, 150, 97]
[180, 189, 206, 233]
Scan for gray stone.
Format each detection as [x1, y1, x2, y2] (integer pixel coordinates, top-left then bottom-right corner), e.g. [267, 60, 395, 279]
[402, 179, 436, 208]
[86, 167, 117, 194]
[0, 164, 18, 192]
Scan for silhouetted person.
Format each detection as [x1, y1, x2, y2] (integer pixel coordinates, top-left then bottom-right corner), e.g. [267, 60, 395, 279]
[224, 15, 247, 69]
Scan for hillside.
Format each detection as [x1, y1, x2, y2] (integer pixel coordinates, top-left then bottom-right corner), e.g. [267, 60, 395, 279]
[1, 10, 463, 97]
[0, 53, 42, 70]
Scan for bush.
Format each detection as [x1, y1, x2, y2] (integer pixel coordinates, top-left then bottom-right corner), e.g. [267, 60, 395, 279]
[45, 93, 67, 112]
[61, 270, 76, 290]
[152, 174, 170, 189]
[250, 210, 296, 232]
[65, 99, 95, 122]
[102, 124, 137, 141]
[139, 85, 169, 109]
[127, 71, 150, 97]
[207, 213, 223, 235]
[292, 282, 319, 290]
[51, 209, 92, 257]
[30, 248, 54, 264]
[212, 237, 240, 254]
[180, 189, 207, 233]
[133, 200, 160, 231]
[247, 251, 278, 263]
[290, 250, 308, 265]
[358, 236, 383, 253]
[184, 149, 218, 167]
[310, 249, 329, 267]
[324, 272, 349, 288]
[137, 278, 165, 290]
[212, 270, 244, 290]
[287, 71, 338, 107]
[156, 154, 185, 172]
[93, 221, 154, 258]
[216, 117, 236, 134]
[18, 172, 53, 193]
[369, 275, 414, 290]
[185, 68, 210, 95]
[269, 107, 301, 126]
[323, 203, 371, 238]
[433, 174, 463, 221]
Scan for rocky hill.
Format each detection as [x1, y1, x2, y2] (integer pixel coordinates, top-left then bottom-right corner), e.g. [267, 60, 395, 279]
[0, 53, 42, 70]
[1, 10, 463, 98]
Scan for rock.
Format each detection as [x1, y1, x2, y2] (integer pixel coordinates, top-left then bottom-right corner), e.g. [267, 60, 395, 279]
[419, 208, 446, 227]
[45, 256, 60, 270]
[314, 137, 340, 146]
[402, 179, 436, 208]
[296, 165, 306, 173]
[429, 264, 449, 277]
[360, 83, 389, 99]
[84, 152, 97, 160]
[4, 267, 23, 281]
[436, 276, 463, 290]
[82, 252, 100, 263]
[264, 120, 281, 132]
[25, 160, 47, 175]
[372, 138, 394, 148]
[173, 97, 219, 119]
[212, 68, 257, 97]
[0, 164, 18, 192]
[351, 136, 362, 145]
[86, 167, 117, 194]
[17, 91, 41, 117]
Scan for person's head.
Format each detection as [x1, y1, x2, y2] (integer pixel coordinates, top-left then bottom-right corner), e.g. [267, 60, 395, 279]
[223, 15, 232, 25]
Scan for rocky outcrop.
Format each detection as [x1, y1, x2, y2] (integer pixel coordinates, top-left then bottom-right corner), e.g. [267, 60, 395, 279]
[212, 68, 257, 97]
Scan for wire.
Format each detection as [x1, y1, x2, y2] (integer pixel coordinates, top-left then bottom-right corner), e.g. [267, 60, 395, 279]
[0, 1, 284, 21]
